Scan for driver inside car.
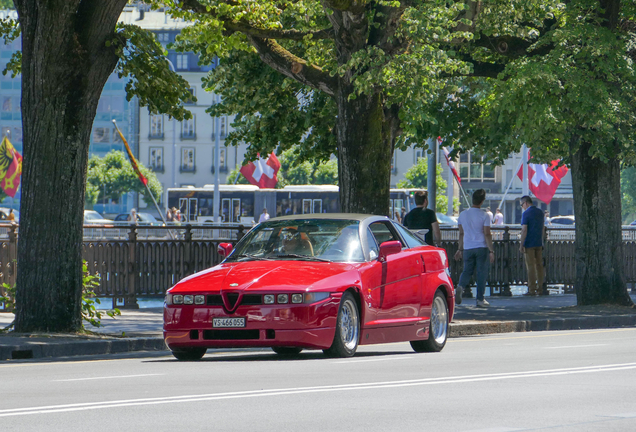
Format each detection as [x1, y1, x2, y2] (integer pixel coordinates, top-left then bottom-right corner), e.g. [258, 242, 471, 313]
[280, 228, 314, 256]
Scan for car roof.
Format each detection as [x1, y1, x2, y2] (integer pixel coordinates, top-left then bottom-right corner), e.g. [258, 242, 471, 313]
[270, 213, 388, 222]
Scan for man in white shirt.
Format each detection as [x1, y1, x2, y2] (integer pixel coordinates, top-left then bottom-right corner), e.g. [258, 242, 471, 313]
[453, 189, 495, 307]
[493, 208, 504, 225]
[258, 208, 270, 223]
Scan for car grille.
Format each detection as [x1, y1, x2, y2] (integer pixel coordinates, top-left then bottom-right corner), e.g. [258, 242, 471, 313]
[207, 294, 262, 306]
[203, 330, 260, 340]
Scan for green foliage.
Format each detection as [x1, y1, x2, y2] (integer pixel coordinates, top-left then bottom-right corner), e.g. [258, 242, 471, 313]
[0, 0, 14, 9]
[109, 24, 194, 121]
[82, 261, 120, 328]
[397, 161, 449, 213]
[0, 16, 20, 77]
[0, 261, 121, 330]
[86, 151, 162, 208]
[621, 167, 636, 224]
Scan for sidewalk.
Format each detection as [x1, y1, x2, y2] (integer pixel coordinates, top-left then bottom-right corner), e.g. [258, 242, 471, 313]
[1, 293, 635, 361]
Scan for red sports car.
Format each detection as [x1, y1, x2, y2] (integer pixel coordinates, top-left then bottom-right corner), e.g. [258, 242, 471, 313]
[164, 214, 455, 360]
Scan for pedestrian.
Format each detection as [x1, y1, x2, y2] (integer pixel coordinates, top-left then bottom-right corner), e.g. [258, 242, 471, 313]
[128, 208, 138, 224]
[485, 206, 494, 224]
[453, 189, 495, 307]
[166, 207, 174, 222]
[520, 196, 546, 296]
[393, 210, 401, 224]
[493, 208, 504, 225]
[7, 209, 15, 222]
[403, 191, 441, 246]
[544, 210, 551, 225]
[400, 206, 407, 221]
[258, 208, 270, 223]
[174, 209, 182, 222]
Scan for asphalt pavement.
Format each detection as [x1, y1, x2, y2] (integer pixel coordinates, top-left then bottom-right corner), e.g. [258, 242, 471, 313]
[1, 292, 635, 361]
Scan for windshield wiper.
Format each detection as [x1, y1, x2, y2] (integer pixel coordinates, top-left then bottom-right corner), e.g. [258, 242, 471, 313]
[273, 254, 332, 262]
[233, 254, 273, 261]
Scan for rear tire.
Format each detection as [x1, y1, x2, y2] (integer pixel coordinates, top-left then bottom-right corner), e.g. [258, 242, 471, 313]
[410, 290, 449, 353]
[171, 347, 207, 361]
[323, 291, 359, 358]
[271, 347, 303, 355]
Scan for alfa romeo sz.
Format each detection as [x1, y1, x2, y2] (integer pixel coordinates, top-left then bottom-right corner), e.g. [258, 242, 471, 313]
[164, 214, 455, 360]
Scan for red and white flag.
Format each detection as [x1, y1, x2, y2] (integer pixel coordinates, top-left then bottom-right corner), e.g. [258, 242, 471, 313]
[438, 137, 460, 184]
[516, 152, 568, 204]
[240, 152, 281, 188]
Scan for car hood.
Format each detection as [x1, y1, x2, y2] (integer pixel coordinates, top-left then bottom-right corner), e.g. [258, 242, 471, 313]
[171, 260, 361, 293]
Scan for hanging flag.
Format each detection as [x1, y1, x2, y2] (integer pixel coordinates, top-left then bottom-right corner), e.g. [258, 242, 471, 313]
[240, 153, 281, 188]
[438, 137, 460, 184]
[516, 151, 569, 204]
[113, 120, 148, 186]
[0, 136, 22, 197]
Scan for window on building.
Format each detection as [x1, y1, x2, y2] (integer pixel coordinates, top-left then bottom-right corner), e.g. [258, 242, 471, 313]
[149, 147, 163, 171]
[12, 127, 22, 142]
[150, 115, 164, 138]
[220, 116, 226, 138]
[212, 147, 227, 173]
[414, 149, 423, 164]
[2, 97, 11, 112]
[391, 151, 397, 174]
[185, 87, 195, 105]
[176, 54, 188, 70]
[93, 127, 110, 143]
[181, 116, 196, 139]
[112, 128, 125, 143]
[458, 152, 495, 182]
[181, 147, 195, 172]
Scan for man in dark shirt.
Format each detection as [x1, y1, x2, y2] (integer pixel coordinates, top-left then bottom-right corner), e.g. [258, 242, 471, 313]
[403, 191, 440, 245]
[519, 195, 546, 295]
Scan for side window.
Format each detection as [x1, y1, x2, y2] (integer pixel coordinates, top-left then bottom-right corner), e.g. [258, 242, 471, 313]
[394, 224, 427, 248]
[366, 228, 379, 260]
[369, 222, 401, 246]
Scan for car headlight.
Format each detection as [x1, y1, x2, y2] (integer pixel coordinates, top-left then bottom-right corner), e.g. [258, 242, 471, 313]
[184, 295, 194, 305]
[264, 294, 275, 304]
[173, 295, 184, 305]
[277, 294, 289, 304]
[291, 294, 303, 304]
[165, 294, 173, 305]
[194, 295, 205, 305]
[304, 292, 330, 304]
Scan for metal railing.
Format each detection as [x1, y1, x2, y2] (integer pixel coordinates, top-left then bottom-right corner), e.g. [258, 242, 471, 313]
[2, 223, 636, 310]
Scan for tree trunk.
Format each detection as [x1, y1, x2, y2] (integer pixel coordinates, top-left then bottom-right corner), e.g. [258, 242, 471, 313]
[336, 86, 397, 214]
[569, 139, 633, 306]
[14, 1, 125, 332]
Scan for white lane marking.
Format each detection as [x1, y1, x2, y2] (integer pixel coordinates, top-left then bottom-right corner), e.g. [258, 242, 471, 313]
[544, 344, 607, 349]
[332, 356, 413, 364]
[52, 374, 163, 382]
[2, 362, 636, 418]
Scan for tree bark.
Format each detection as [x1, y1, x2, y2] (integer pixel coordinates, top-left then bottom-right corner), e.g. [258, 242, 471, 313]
[569, 139, 633, 306]
[14, 0, 126, 332]
[336, 87, 397, 215]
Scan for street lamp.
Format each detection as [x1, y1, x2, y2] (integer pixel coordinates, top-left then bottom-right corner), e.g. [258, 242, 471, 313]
[166, 59, 178, 194]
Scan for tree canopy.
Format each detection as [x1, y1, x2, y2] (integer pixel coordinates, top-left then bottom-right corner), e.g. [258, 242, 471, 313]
[85, 151, 162, 209]
[396, 161, 454, 213]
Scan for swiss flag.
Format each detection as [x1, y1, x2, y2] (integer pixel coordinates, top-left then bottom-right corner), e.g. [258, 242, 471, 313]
[517, 152, 569, 204]
[240, 153, 281, 188]
[438, 137, 460, 184]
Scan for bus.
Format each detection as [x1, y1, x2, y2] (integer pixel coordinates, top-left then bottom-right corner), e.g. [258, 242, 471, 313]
[166, 185, 425, 224]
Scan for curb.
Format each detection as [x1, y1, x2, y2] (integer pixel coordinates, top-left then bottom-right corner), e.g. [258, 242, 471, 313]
[0, 337, 166, 361]
[450, 315, 636, 337]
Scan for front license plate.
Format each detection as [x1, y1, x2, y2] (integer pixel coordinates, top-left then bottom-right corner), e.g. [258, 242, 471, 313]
[213, 317, 246, 328]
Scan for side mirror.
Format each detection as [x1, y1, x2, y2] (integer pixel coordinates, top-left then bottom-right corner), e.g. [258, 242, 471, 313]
[378, 240, 402, 261]
[218, 243, 233, 257]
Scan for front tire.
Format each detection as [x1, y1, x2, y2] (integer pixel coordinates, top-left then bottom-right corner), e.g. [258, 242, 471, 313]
[171, 347, 207, 361]
[272, 347, 303, 355]
[411, 290, 449, 353]
[323, 291, 360, 358]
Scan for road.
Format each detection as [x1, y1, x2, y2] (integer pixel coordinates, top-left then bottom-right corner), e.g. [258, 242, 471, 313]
[2, 328, 636, 431]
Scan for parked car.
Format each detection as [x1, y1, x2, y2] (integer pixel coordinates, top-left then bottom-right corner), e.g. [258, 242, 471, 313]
[114, 212, 159, 225]
[549, 215, 575, 226]
[436, 212, 458, 226]
[0, 207, 19, 222]
[163, 214, 454, 360]
[84, 210, 112, 225]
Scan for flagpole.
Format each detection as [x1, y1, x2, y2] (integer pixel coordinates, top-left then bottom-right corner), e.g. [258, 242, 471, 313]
[112, 120, 175, 240]
[213, 94, 221, 224]
[497, 157, 524, 214]
[522, 145, 529, 197]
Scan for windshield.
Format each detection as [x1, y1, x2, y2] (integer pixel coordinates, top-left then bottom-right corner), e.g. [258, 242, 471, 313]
[84, 211, 103, 221]
[226, 219, 364, 263]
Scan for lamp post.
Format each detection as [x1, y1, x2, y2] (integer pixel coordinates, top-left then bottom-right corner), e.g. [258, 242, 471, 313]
[213, 94, 221, 223]
[166, 60, 178, 197]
